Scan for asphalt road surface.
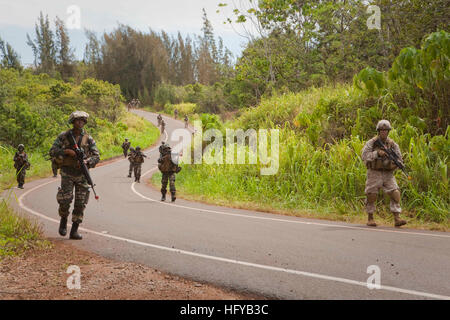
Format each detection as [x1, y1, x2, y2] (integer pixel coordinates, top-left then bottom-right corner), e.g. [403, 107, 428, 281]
[8, 110, 450, 300]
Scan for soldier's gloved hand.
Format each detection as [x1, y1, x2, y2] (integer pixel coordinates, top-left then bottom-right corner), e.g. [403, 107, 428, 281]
[378, 150, 386, 157]
[64, 149, 77, 157]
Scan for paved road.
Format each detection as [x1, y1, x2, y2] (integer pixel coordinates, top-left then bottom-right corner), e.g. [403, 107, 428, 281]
[8, 110, 450, 299]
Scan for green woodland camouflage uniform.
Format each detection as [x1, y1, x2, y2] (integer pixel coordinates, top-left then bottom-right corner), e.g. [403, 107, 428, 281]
[50, 119, 100, 225]
[128, 147, 136, 177]
[51, 158, 58, 177]
[158, 142, 180, 202]
[361, 120, 407, 227]
[13, 144, 30, 189]
[122, 139, 131, 158]
[132, 147, 146, 183]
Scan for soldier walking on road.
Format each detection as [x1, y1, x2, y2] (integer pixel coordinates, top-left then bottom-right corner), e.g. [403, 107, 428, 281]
[121, 138, 131, 158]
[361, 120, 407, 228]
[184, 115, 188, 128]
[161, 119, 166, 134]
[51, 157, 58, 177]
[50, 111, 100, 240]
[157, 114, 162, 127]
[133, 146, 146, 183]
[13, 144, 30, 189]
[158, 142, 181, 202]
[128, 147, 136, 178]
[174, 108, 178, 119]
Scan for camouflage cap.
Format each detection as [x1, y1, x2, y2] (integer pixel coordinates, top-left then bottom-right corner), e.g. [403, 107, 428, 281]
[69, 111, 89, 124]
[376, 120, 392, 131]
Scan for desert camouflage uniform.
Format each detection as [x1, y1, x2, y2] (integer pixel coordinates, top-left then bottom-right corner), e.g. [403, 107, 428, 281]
[50, 129, 100, 223]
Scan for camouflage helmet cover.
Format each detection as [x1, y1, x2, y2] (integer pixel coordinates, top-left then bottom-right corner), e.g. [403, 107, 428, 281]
[69, 111, 89, 124]
[376, 120, 392, 131]
[136, 146, 141, 151]
[18, 144, 25, 150]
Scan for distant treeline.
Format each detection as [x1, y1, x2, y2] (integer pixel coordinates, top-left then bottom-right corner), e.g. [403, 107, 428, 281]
[0, 1, 448, 111]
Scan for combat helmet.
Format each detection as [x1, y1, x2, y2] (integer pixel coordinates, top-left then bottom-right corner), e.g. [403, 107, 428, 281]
[69, 111, 89, 124]
[136, 146, 141, 151]
[376, 120, 392, 131]
[18, 144, 25, 151]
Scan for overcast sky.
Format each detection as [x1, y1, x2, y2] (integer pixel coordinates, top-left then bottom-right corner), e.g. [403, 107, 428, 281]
[0, 0, 250, 64]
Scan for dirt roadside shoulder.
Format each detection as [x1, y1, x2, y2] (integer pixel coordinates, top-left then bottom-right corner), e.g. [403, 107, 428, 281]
[0, 240, 266, 300]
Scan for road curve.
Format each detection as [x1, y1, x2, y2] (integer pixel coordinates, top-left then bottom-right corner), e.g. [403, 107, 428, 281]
[9, 110, 450, 300]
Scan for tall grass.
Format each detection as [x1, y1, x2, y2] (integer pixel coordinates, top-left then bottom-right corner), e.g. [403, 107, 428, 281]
[0, 200, 51, 258]
[155, 85, 449, 228]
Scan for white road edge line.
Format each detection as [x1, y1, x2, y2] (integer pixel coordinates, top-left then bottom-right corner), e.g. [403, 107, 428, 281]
[17, 179, 450, 300]
[16, 116, 450, 300]
[132, 168, 450, 239]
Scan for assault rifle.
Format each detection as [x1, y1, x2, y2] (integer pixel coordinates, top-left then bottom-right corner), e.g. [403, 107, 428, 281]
[69, 131, 99, 200]
[374, 139, 411, 180]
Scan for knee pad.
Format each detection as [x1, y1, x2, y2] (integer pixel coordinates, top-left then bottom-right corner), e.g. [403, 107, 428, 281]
[366, 193, 377, 205]
[389, 190, 401, 203]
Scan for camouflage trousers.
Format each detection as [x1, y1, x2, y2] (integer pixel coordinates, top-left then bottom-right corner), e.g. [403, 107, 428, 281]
[57, 170, 90, 223]
[161, 172, 176, 193]
[365, 169, 401, 214]
[123, 149, 129, 158]
[134, 164, 142, 181]
[16, 168, 26, 186]
[129, 162, 135, 176]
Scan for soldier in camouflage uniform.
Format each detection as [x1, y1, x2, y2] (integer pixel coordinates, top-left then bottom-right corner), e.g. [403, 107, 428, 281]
[158, 142, 181, 202]
[13, 144, 30, 189]
[133, 146, 146, 183]
[50, 111, 100, 240]
[174, 108, 178, 119]
[127, 147, 136, 178]
[161, 119, 166, 134]
[122, 138, 131, 158]
[157, 114, 162, 126]
[51, 158, 59, 177]
[361, 120, 407, 228]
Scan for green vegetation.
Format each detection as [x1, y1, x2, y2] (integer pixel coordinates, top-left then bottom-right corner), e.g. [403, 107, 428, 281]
[0, 69, 159, 258]
[0, 68, 160, 190]
[0, 200, 51, 258]
[153, 32, 449, 230]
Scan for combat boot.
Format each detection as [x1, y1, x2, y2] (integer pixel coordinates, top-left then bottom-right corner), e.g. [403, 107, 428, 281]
[394, 213, 407, 227]
[127, 173, 132, 178]
[171, 192, 176, 203]
[70, 222, 83, 240]
[367, 214, 377, 227]
[161, 191, 166, 202]
[58, 217, 68, 236]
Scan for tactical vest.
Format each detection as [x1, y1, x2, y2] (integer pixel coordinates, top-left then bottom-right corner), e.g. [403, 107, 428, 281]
[367, 138, 398, 171]
[133, 152, 145, 164]
[158, 150, 177, 173]
[55, 132, 90, 169]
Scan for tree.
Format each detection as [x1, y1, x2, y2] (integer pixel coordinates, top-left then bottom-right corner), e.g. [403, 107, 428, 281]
[0, 37, 22, 70]
[55, 17, 75, 80]
[27, 12, 57, 75]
